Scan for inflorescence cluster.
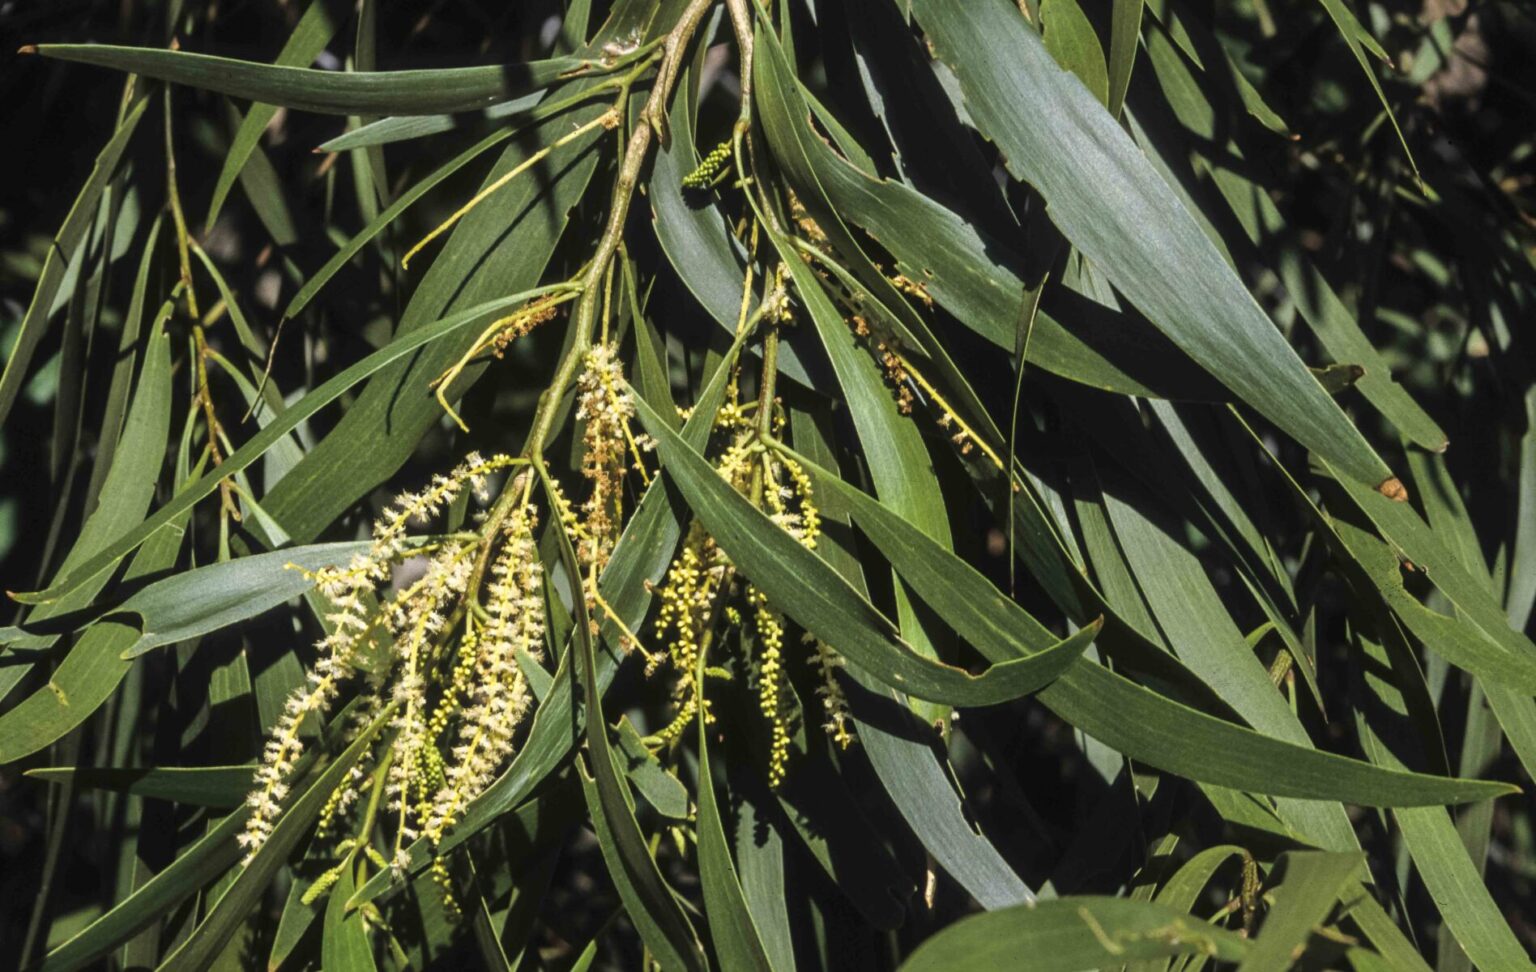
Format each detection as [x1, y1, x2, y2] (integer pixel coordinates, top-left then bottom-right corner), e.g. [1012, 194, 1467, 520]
[241, 452, 544, 900]
[646, 371, 853, 785]
[244, 327, 860, 907]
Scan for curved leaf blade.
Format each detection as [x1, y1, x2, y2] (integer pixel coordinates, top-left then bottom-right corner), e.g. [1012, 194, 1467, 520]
[906, 0, 1396, 490]
[28, 45, 589, 116]
[25, 765, 254, 808]
[0, 96, 148, 429]
[113, 542, 371, 658]
[635, 391, 1097, 707]
[789, 447, 1515, 806]
[14, 289, 560, 607]
[898, 897, 1251, 972]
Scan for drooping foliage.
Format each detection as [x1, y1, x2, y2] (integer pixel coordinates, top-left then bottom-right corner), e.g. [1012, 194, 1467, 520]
[2, 0, 1534, 968]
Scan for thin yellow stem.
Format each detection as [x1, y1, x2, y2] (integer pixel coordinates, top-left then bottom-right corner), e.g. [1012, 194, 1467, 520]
[166, 87, 246, 523]
[401, 110, 619, 270]
[430, 290, 580, 431]
[588, 564, 660, 666]
[163, 89, 198, 320]
[463, 0, 715, 599]
[890, 347, 1005, 471]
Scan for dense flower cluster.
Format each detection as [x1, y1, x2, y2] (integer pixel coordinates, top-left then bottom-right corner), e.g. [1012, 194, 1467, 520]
[752, 589, 790, 786]
[650, 524, 728, 742]
[424, 502, 543, 843]
[575, 343, 653, 575]
[239, 453, 546, 889]
[647, 380, 850, 783]
[681, 138, 733, 189]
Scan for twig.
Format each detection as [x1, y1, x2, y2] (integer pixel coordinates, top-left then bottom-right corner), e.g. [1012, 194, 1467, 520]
[523, 0, 717, 461]
[401, 110, 621, 270]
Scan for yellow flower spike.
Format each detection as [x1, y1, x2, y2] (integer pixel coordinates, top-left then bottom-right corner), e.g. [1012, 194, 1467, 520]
[757, 452, 820, 553]
[430, 857, 462, 921]
[382, 539, 481, 873]
[428, 624, 480, 741]
[655, 692, 700, 744]
[778, 453, 821, 549]
[598, 358, 653, 486]
[752, 589, 791, 788]
[244, 555, 386, 859]
[653, 542, 703, 675]
[681, 138, 734, 189]
[575, 343, 647, 572]
[300, 860, 349, 906]
[424, 501, 544, 845]
[375, 452, 521, 548]
[714, 433, 758, 492]
[650, 521, 728, 738]
[315, 778, 350, 839]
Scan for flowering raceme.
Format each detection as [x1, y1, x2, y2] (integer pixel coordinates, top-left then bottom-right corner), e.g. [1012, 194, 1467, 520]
[645, 368, 852, 785]
[240, 452, 544, 889]
[575, 342, 654, 574]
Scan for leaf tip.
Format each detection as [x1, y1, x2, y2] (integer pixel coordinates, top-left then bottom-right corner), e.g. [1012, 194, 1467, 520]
[1377, 477, 1409, 503]
[17, 44, 38, 56]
